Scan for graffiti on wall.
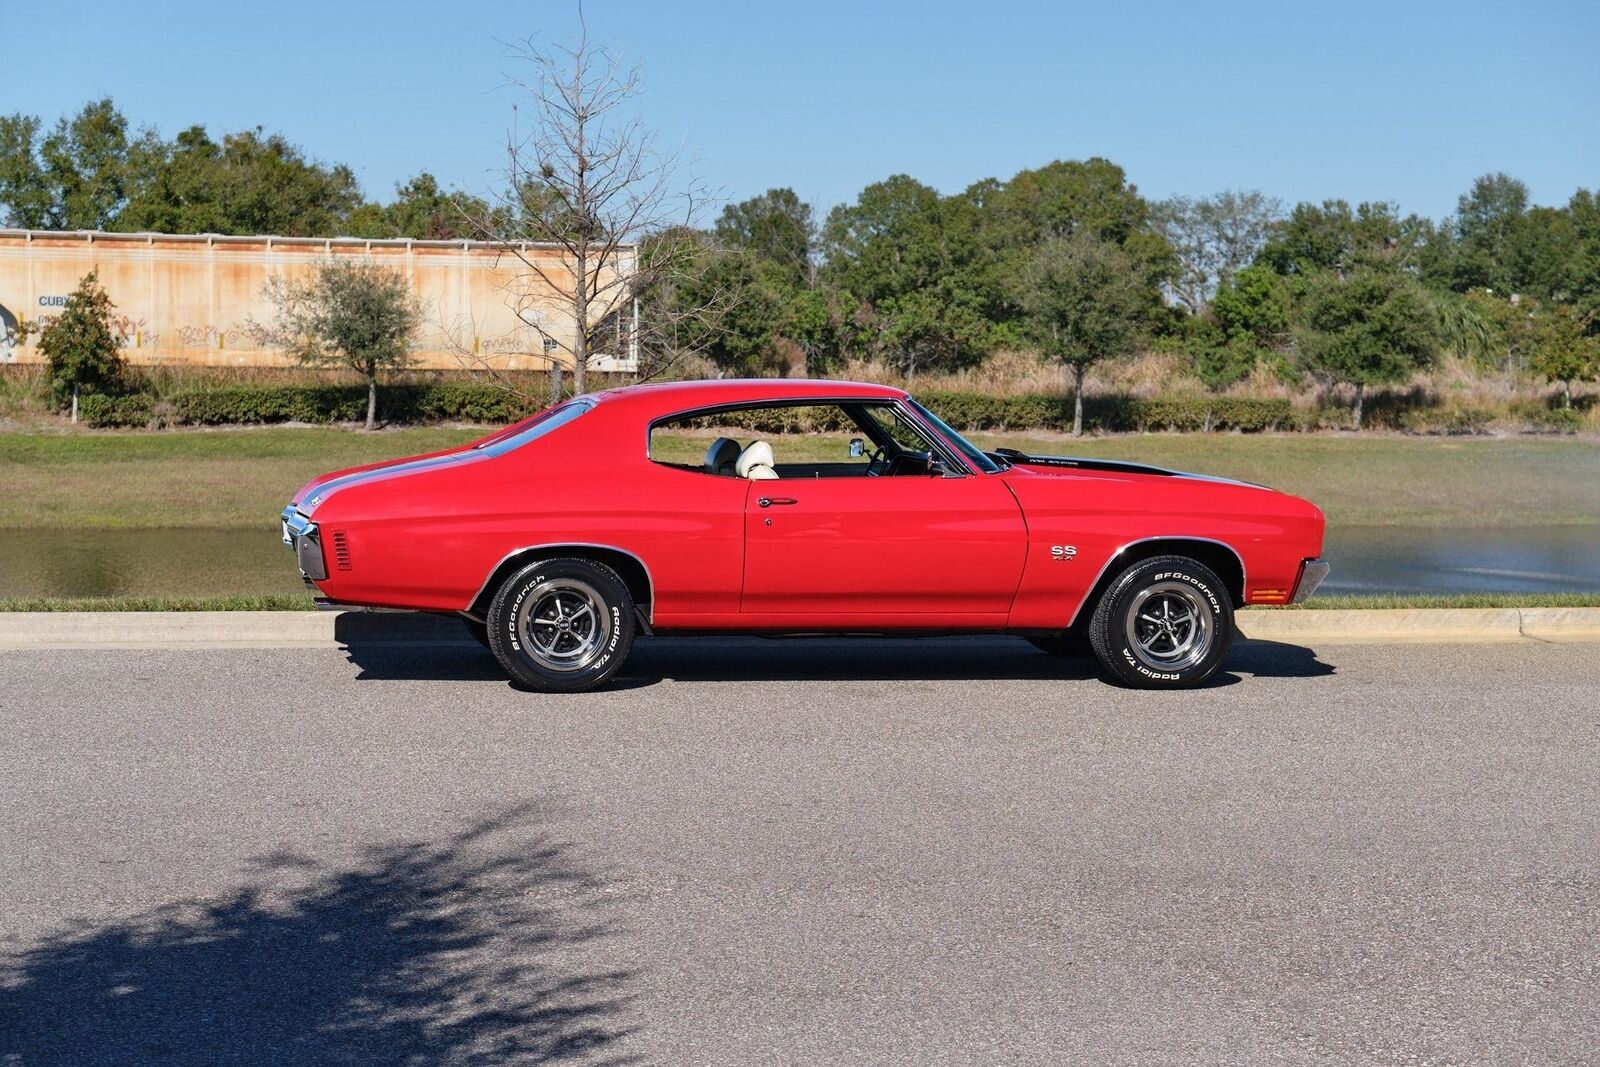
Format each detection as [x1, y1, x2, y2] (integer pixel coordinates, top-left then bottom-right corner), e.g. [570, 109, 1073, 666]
[0, 304, 16, 363]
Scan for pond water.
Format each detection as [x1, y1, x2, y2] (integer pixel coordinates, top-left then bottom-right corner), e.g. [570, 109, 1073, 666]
[1320, 525, 1600, 597]
[1, 525, 1597, 601]
[0, 528, 308, 600]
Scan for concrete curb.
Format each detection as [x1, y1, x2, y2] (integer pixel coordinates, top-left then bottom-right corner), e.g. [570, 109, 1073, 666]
[1239, 607, 1600, 644]
[0, 611, 459, 649]
[0, 608, 1598, 649]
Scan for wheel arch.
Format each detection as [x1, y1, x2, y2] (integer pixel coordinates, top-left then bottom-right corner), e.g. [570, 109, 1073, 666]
[1067, 537, 1245, 630]
[465, 543, 654, 626]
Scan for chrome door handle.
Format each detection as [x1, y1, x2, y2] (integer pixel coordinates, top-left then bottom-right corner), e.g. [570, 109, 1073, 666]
[758, 496, 798, 508]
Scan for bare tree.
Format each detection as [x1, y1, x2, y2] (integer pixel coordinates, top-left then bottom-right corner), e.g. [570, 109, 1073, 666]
[468, 16, 722, 395]
[1154, 189, 1283, 313]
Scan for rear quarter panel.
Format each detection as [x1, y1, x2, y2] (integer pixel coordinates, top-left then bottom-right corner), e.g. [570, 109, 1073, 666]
[306, 405, 748, 616]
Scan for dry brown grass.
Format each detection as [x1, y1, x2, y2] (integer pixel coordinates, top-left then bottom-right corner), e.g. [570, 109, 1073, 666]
[834, 348, 1598, 433]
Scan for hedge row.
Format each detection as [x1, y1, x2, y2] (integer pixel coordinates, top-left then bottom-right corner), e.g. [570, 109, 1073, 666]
[80, 384, 1297, 433]
[77, 384, 1582, 435]
[174, 383, 536, 425]
[917, 392, 1295, 434]
[81, 383, 540, 428]
[79, 393, 157, 428]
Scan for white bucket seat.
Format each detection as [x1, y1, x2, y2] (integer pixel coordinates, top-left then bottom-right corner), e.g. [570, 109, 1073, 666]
[736, 440, 779, 480]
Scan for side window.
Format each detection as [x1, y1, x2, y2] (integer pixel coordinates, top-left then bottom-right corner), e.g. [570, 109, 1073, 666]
[650, 404, 871, 479]
[649, 401, 953, 480]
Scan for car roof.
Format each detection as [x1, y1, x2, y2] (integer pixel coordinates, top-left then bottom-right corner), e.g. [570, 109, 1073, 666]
[594, 378, 908, 417]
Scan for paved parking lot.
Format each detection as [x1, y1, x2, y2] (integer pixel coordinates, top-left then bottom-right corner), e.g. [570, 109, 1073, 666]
[2, 637, 1596, 1065]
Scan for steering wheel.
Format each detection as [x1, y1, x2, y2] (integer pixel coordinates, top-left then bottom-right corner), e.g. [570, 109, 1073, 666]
[882, 451, 932, 477]
[864, 445, 889, 477]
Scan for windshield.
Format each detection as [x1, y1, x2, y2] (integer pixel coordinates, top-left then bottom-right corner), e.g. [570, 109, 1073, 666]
[908, 398, 1001, 474]
[472, 397, 596, 457]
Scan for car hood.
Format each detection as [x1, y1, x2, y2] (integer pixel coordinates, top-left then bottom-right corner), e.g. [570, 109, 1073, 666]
[991, 449, 1267, 489]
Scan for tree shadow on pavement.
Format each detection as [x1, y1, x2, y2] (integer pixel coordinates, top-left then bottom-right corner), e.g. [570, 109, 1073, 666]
[0, 803, 642, 1067]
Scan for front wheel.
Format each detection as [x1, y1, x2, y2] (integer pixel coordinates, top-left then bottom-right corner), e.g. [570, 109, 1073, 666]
[1087, 555, 1233, 689]
[486, 558, 636, 692]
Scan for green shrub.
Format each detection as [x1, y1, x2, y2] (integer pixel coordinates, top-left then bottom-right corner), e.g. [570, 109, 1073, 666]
[1529, 407, 1585, 434]
[1401, 404, 1496, 435]
[1208, 397, 1294, 432]
[919, 392, 1072, 431]
[916, 392, 1291, 434]
[80, 393, 158, 428]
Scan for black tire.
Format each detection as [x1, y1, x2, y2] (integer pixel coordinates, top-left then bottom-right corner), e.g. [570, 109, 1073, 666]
[1026, 633, 1093, 658]
[1087, 555, 1233, 689]
[486, 558, 636, 693]
[462, 618, 492, 650]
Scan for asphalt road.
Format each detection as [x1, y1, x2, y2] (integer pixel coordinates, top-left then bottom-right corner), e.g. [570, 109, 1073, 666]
[2, 636, 1596, 1066]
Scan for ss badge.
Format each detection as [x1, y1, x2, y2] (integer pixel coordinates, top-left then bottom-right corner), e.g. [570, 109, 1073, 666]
[1050, 545, 1078, 561]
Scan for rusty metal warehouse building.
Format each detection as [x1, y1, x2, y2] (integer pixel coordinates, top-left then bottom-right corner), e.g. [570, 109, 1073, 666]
[0, 229, 636, 371]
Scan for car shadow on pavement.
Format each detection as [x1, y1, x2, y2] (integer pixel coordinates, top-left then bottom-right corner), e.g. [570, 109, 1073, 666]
[1225, 639, 1338, 680]
[333, 615, 1334, 688]
[619, 637, 1329, 687]
[0, 803, 643, 1067]
[620, 636, 1107, 684]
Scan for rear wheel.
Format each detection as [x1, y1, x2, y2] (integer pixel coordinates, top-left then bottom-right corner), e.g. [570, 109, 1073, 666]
[1087, 555, 1233, 689]
[486, 558, 636, 692]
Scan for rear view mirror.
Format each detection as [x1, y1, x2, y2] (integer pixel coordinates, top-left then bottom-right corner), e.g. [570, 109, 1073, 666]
[849, 437, 866, 458]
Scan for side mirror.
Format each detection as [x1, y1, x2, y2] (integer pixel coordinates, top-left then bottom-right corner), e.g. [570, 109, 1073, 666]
[849, 437, 866, 458]
[927, 457, 947, 477]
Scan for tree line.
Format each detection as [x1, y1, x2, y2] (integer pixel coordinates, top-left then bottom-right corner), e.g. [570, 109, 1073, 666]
[4, 98, 1598, 430]
[666, 170, 1600, 430]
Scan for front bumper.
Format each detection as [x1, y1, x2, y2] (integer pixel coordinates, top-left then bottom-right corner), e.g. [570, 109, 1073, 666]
[281, 505, 328, 581]
[1290, 558, 1331, 604]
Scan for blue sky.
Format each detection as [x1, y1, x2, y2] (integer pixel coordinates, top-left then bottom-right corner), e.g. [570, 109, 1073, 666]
[2, 0, 1594, 222]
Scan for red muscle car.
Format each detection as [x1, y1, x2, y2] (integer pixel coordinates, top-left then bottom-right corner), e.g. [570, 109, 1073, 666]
[282, 379, 1328, 691]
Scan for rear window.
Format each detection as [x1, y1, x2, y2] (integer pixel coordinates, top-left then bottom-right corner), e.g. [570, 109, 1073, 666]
[472, 397, 595, 457]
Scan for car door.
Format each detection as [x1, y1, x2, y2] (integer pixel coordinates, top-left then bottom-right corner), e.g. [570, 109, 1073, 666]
[740, 472, 1028, 620]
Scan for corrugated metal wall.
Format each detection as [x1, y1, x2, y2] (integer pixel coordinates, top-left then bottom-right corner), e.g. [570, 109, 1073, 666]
[0, 231, 635, 371]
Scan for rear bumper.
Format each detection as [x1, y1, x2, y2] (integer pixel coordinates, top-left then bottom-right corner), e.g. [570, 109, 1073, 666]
[281, 506, 328, 582]
[1290, 558, 1331, 605]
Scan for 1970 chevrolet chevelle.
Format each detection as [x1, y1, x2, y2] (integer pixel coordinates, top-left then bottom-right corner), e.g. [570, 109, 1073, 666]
[282, 379, 1327, 691]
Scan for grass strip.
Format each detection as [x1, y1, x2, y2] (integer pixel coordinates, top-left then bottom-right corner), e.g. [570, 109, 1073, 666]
[0, 594, 318, 612]
[1272, 593, 1600, 610]
[2, 428, 1599, 530]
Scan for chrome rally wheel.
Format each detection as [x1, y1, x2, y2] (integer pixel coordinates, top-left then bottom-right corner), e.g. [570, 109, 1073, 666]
[1121, 581, 1215, 674]
[1088, 555, 1234, 689]
[487, 558, 636, 693]
[516, 577, 613, 674]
